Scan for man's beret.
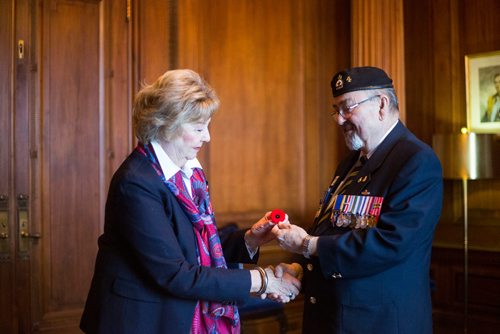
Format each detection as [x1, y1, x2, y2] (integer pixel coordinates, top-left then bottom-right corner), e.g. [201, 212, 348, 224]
[331, 66, 393, 97]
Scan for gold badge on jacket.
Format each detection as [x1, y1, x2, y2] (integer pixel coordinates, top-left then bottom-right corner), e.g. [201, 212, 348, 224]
[330, 194, 384, 229]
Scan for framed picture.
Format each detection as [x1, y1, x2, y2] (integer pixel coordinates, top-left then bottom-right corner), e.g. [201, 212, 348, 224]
[465, 50, 500, 133]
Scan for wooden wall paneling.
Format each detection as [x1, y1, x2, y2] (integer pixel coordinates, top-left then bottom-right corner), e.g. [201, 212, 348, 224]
[351, 0, 406, 121]
[104, 0, 134, 180]
[431, 247, 500, 333]
[14, 0, 36, 332]
[134, 0, 172, 86]
[176, 0, 202, 73]
[0, 2, 14, 180]
[429, 0, 465, 256]
[0, 0, 15, 332]
[302, 0, 351, 221]
[447, 0, 464, 133]
[177, 0, 306, 226]
[37, 0, 104, 332]
[432, 180, 465, 248]
[431, 247, 470, 333]
[176, 0, 208, 165]
[462, 0, 500, 53]
[302, 0, 325, 224]
[466, 179, 500, 252]
[431, 0, 464, 133]
[29, 0, 43, 329]
[403, 0, 436, 143]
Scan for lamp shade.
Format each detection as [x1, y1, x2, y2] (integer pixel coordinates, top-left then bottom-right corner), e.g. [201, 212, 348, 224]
[432, 133, 500, 180]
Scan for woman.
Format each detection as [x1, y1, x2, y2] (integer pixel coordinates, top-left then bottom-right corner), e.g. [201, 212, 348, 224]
[80, 69, 300, 334]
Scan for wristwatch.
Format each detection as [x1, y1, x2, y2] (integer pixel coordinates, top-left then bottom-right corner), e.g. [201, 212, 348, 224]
[301, 235, 313, 258]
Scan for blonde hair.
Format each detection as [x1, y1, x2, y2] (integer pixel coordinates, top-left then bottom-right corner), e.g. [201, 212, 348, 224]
[133, 69, 219, 143]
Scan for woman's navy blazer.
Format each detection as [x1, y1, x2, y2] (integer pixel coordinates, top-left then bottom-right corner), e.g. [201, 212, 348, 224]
[80, 150, 257, 334]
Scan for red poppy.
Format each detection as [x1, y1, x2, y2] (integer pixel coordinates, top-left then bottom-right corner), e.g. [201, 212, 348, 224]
[269, 209, 286, 224]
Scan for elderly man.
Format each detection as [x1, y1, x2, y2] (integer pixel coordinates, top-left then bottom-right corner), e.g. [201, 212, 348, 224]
[274, 67, 443, 333]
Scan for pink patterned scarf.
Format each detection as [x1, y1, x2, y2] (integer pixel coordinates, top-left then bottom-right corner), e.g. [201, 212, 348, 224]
[137, 143, 240, 334]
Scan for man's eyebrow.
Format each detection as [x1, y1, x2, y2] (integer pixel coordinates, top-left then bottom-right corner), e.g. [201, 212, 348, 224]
[333, 98, 352, 107]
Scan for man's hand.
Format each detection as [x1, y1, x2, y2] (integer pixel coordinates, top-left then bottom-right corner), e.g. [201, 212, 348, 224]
[273, 223, 308, 254]
[274, 262, 303, 281]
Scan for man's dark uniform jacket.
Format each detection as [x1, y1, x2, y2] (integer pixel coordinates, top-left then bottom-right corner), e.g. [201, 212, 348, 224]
[302, 121, 443, 333]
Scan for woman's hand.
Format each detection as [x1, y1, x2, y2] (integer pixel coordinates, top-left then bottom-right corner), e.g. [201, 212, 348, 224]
[264, 267, 301, 303]
[244, 212, 285, 249]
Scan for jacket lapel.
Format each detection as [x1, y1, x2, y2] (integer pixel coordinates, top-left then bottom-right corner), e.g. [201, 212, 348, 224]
[346, 121, 407, 194]
[311, 121, 408, 235]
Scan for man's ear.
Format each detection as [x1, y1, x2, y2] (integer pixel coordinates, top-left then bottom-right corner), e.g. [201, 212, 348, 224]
[378, 94, 390, 120]
[379, 94, 390, 110]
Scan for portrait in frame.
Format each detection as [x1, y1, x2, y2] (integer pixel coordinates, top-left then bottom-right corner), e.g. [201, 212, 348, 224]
[465, 50, 500, 133]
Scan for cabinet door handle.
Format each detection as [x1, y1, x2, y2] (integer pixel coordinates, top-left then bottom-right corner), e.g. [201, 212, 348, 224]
[0, 195, 9, 261]
[18, 194, 41, 257]
[0, 195, 9, 239]
[18, 39, 24, 59]
[0, 195, 7, 239]
[20, 231, 41, 239]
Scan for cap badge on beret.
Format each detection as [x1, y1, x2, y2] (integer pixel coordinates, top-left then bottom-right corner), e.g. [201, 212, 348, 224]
[331, 66, 393, 97]
[335, 75, 351, 91]
[335, 75, 344, 90]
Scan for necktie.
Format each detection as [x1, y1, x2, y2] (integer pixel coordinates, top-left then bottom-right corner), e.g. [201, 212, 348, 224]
[336, 155, 367, 194]
[314, 155, 367, 227]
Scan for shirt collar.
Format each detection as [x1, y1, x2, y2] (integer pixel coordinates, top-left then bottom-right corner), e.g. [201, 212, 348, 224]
[151, 140, 202, 180]
[365, 120, 399, 159]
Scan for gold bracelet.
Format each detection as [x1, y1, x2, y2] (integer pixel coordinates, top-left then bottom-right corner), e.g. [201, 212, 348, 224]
[255, 266, 268, 295]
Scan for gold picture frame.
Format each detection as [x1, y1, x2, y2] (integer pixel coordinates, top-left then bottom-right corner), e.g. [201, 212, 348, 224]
[465, 50, 500, 133]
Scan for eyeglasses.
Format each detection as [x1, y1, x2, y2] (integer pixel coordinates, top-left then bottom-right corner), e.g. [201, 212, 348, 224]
[331, 95, 380, 119]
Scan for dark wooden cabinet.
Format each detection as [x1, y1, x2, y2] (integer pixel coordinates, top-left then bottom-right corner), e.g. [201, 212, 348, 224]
[431, 247, 500, 334]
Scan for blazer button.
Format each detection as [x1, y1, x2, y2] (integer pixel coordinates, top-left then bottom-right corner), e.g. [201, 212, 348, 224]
[331, 273, 342, 279]
[307, 263, 313, 271]
[309, 296, 317, 304]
